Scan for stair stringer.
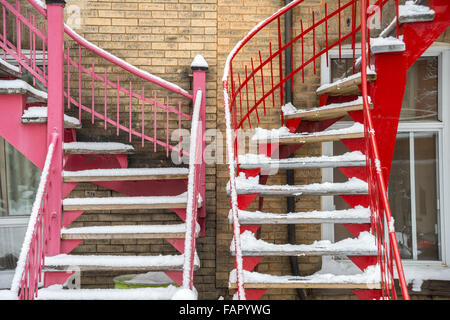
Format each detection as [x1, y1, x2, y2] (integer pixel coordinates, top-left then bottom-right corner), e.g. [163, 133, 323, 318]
[403, 0, 450, 69]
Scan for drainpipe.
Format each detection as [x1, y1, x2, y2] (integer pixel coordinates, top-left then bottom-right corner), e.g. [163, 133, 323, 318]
[284, 0, 307, 300]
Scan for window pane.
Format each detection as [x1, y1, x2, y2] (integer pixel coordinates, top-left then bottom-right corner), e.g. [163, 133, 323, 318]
[401, 57, 439, 122]
[414, 132, 439, 260]
[389, 132, 440, 261]
[389, 133, 413, 259]
[0, 225, 26, 271]
[1, 138, 41, 216]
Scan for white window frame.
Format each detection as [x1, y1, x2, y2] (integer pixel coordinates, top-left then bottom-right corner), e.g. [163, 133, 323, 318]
[320, 43, 450, 269]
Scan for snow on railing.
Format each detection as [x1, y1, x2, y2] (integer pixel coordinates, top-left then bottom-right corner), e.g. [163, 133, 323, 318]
[222, 0, 410, 300]
[10, 133, 58, 300]
[182, 89, 203, 292]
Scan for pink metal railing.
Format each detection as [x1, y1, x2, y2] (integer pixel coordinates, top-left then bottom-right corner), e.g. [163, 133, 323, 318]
[0, 0, 48, 87]
[10, 133, 58, 300]
[222, 0, 409, 300]
[2, 0, 207, 299]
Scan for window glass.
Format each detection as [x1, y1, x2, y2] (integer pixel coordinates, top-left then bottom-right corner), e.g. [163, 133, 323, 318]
[401, 57, 439, 122]
[0, 137, 40, 217]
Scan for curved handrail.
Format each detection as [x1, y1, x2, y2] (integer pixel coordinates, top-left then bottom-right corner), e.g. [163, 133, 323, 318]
[359, 0, 410, 300]
[182, 89, 203, 292]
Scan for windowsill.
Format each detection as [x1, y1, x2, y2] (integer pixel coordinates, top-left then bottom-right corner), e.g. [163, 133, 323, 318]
[321, 257, 450, 293]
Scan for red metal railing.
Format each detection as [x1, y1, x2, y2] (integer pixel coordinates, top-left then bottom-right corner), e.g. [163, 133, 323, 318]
[222, 0, 410, 300]
[10, 133, 58, 300]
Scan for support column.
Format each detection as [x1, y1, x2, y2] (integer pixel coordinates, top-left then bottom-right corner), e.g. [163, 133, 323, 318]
[191, 55, 208, 236]
[45, 0, 66, 256]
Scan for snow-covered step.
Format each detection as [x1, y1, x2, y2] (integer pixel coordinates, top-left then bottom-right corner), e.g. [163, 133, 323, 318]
[21, 107, 82, 129]
[371, 36, 406, 54]
[62, 192, 200, 211]
[37, 285, 188, 300]
[44, 253, 200, 271]
[282, 97, 369, 122]
[63, 141, 134, 155]
[232, 231, 377, 257]
[251, 123, 364, 145]
[231, 174, 368, 197]
[63, 167, 189, 182]
[398, 1, 435, 24]
[232, 206, 371, 225]
[316, 70, 376, 96]
[238, 151, 366, 170]
[61, 223, 199, 240]
[228, 267, 381, 290]
[0, 57, 21, 78]
[0, 79, 47, 102]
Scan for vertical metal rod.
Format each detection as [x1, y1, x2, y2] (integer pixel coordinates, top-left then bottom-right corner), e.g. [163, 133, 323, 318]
[142, 87, 145, 147]
[409, 132, 418, 260]
[154, 92, 157, 152]
[67, 47, 70, 110]
[258, 51, 266, 116]
[92, 63, 95, 124]
[104, 69, 107, 129]
[116, 76, 120, 136]
[129, 81, 132, 142]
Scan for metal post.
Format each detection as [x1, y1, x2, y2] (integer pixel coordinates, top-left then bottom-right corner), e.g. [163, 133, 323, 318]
[191, 55, 208, 236]
[45, 0, 65, 256]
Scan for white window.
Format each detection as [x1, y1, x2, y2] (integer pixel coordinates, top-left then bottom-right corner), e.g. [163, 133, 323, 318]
[320, 43, 450, 269]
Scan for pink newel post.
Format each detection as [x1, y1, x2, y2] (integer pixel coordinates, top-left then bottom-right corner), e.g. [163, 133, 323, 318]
[46, 0, 66, 256]
[191, 55, 208, 236]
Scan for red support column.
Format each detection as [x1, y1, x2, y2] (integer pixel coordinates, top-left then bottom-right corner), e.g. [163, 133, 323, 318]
[191, 55, 208, 234]
[45, 0, 66, 256]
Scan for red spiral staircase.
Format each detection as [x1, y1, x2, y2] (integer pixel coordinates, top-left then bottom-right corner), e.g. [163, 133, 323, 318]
[223, 0, 449, 300]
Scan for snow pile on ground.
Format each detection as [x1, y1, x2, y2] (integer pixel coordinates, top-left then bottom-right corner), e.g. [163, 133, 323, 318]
[171, 288, 198, 300]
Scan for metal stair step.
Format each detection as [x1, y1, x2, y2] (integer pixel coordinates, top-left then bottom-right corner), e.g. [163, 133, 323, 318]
[44, 252, 200, 272]
[21, 107, 82, 129]
[63, 167, 189, 182]
[0, 57, 21, 78]
[251, 123, 364, 146]
[398, 1, 435, 24]
[228, 268, 381, 290]
[62, 192, 201, 211]
[315, 71, 376, 96]
[36, 286, 187, 300]
[63, 141, 134, 154]
[0, 79, 47, 102]
[232, 206, 371, 225]
[60, 223, 199, 240]
[238, 151, 366, 170]
[232, 231, 377, 257]
[232, 176, 368, 197]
